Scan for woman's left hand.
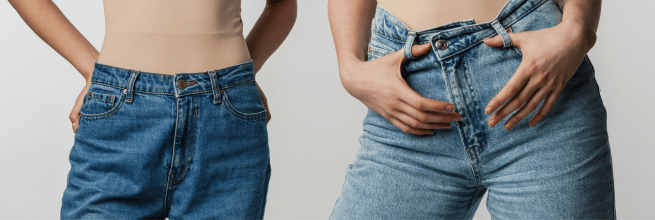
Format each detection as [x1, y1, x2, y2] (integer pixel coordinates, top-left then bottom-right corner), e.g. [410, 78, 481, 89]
[483, 20, 596, 130]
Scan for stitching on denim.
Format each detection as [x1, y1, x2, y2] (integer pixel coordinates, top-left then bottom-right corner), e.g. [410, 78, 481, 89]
[371, 29, 405, 44]
[177, 90, 213, 96]
[135, 90, 175, 95]
[91, 81, 126, 90]
[222, 92, 267, 120]
[171, 95, 197, 184]
[463, 55, 489, 156]
[221, 79, 256, 90]
[79, 97, 125, 120]
[368, 45, 391, 57]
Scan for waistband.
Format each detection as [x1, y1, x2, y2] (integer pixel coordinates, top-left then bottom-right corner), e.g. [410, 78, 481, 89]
[372, 0, 553, 60]
[91, 61, 256, 100]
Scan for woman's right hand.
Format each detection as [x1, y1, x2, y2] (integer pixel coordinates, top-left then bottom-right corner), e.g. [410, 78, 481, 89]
[70, 80, 92, 133]
[339, 43, 462, 135]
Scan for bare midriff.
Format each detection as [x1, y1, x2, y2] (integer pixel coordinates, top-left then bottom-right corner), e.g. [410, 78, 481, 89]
[377, 0, 510, 31]
[97, 0, 250, 75]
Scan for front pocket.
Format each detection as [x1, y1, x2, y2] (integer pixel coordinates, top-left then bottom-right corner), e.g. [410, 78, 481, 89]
[79, 83, 125, 120]
[222, 80, 267, 120]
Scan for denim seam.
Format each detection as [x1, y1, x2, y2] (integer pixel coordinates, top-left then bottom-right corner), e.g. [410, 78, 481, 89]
[222, 92, 268, 120]
[371, 29, 405, 44]
[79, 95, 125, 120]
[94, 60, 254, 76]
[221, 79, 256, 90]
[170, 95, 197, 184]
[92, 80, 254, 96]
[463, 55, 489, 156]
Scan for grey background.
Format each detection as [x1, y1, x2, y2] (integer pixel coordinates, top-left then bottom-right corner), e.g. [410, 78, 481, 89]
[1, 1, 653, 219]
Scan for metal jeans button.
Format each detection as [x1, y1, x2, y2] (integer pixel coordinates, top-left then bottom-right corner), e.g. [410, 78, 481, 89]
[177, 79, 187, 90]
[436, 39, 448, 50]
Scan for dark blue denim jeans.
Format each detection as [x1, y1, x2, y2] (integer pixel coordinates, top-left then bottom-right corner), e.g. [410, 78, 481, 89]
[62, 61, 270, 219]
[331, 0, 615, 219]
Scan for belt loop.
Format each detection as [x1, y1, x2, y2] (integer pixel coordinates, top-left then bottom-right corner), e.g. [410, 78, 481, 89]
[491, 19, 513, 48]
[208, 70, 222, 104]
[404, 31, 417, 60]
[125, 71, 140, 104]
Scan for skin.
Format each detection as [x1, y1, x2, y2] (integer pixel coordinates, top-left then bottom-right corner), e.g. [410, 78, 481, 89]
[377, 0, 509, 31]
[8, 0, 297, 132]
[327, 0, 601, 135]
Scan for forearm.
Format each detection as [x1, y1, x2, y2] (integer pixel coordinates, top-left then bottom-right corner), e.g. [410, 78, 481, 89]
[327, 0, 377, 76]
[245, 0, 297, 74]
[9, 0, 99, 81]
[556, 0, 602, 51]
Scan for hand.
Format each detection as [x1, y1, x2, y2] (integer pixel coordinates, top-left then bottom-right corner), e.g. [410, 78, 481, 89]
[70, 80, 92, 133]
[256, 82, 271, 124]
[483, 21, 595, 130]
[340, 43, 462, 135]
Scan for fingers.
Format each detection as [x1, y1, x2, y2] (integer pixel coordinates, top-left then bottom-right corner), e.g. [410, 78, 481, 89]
[397, 101, 461, 123]
[387, 117, 435, 135]
[402, 88, 456, 112]
[529, 89, 561, 127]
[489, 76, 542, 128]
[485, 61, 532, 116]
[503, 87, 549, 130]
[69, 94, 83, 133]
[483, 29, 520, 48]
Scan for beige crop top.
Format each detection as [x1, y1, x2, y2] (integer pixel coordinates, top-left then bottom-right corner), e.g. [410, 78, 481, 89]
[97, 0, 251, 75]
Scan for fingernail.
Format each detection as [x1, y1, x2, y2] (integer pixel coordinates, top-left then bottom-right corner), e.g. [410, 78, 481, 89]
[456, 116, 462, 121]
[448, 105, 455, 111]
[505, 121, 514, 130]
[488, 118, 495, 127]
[485, 106, 491, 115]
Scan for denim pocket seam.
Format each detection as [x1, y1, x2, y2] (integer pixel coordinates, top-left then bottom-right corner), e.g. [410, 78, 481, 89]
[79, 87, 125, 121]
[221, 83, 267, 121]
[368, 44, 391, 57]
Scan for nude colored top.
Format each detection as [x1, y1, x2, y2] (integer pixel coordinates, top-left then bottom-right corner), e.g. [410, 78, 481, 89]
[377, 0, 510, 31]
[97, 0, 251, 75]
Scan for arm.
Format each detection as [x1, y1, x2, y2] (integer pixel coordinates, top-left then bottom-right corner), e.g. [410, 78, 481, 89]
[245, 0, 297, 74]
[9, 0, 99, 132]
[8, 0, 99, 81]
[244, 0, 297, 123]
[483, 0, 602, 130]
[328, 0, 461, 135]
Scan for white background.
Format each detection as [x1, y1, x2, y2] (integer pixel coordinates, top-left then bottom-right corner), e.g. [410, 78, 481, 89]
[1, 1, 653, 219]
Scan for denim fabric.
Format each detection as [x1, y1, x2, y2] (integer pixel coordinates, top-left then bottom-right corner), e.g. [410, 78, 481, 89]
[61, 61, 270, 219]
[330, 0, 615, 219]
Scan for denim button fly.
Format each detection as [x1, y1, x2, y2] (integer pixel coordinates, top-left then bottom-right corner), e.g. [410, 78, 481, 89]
[436, 39, 448, 50]
[177, 79, 187, 90]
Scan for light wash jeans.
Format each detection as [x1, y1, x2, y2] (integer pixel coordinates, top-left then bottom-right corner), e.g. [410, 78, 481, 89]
[62, 61, 270, 219]
[330, 0, 615, 219]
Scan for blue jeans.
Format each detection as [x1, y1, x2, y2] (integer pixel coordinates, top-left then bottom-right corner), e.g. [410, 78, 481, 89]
[330, 0, 615, 219]
[61, 61, 270, 219]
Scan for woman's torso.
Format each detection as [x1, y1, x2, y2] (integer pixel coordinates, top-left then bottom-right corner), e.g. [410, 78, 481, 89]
[97, 0, 250, 75]
[377, 0, 510, 30]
